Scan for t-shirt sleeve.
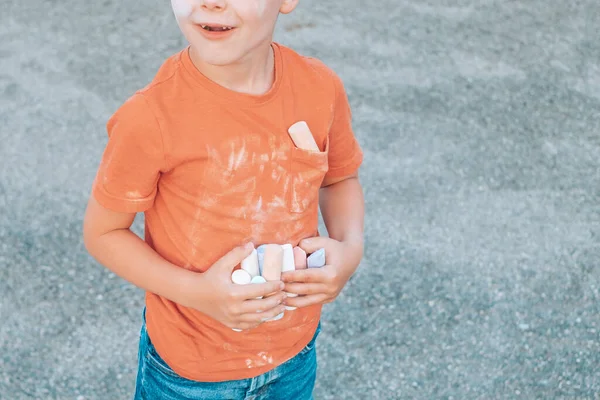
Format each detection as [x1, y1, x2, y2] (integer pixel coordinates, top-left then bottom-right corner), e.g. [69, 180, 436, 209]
[92, 93, 166, 213]
[325, 71, 364, 179]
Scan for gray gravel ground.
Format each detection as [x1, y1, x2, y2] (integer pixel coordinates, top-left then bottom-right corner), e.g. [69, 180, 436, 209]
[1, 0, 600, 399]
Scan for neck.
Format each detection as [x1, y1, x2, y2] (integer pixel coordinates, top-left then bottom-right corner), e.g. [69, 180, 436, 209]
[189, 43, 275, 96]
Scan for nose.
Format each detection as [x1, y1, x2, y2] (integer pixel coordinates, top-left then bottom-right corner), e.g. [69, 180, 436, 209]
[200, 0, 226, 11]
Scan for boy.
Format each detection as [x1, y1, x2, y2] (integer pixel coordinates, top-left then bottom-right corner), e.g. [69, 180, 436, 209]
[83, 0, 364, 398]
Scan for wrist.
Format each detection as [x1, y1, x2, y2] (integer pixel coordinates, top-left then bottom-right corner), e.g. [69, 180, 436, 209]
[341, 239, 363, 273]
[177, 269, 208, 310]
[342, 237, 363, 256]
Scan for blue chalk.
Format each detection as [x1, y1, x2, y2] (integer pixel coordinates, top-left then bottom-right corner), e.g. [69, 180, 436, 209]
[307, 248, 325, 268]
[256, 244, 267, 275]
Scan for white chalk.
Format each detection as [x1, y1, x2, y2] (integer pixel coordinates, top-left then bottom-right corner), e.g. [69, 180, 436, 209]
[307, 248, 326, 268]
[241, 248, 259, 278]
[231, 269, 252, 285]
[268, 312, 284, 322]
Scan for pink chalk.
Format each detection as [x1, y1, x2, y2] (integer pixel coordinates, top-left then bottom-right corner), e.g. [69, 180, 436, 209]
[293, 246, 307, 269]
[262, 244, 283, 281]
[281, 244, 295, 273]
[281, 244, 297, 310]
[288, 121, 320, 152]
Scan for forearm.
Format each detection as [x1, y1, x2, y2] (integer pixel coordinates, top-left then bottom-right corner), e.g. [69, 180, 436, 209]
[280, 176, 365, 307]
[319, 176, 365, 250]
[85, 229, 200, 308]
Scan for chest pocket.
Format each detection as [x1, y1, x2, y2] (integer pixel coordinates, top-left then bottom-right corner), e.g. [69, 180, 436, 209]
[289, 134, 329, 213]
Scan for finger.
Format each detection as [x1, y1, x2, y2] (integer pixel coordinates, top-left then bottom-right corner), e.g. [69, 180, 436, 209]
[298, 236, 331, 254]
[213, 243, 254, 272]
[283, 282, 327, 296]
[281, 268, 328, 283]
[236, 281, 285, 300]
[284, 294, 329, 308]
[239, 304, 287, 323]
[241, 292, 287, 313]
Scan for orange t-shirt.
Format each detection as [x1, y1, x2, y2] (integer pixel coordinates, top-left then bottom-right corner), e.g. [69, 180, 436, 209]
[92, 42, 363, 382]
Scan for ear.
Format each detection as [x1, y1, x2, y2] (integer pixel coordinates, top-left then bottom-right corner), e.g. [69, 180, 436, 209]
[279, 0, 299, 14]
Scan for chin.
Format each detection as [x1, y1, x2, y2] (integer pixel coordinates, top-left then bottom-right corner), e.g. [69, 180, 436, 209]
[195, 50, 241, 66]
[190, 43, 246, 66]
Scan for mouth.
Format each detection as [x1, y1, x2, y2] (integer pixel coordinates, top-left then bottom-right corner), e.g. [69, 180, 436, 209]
[199, 24, 235, 32]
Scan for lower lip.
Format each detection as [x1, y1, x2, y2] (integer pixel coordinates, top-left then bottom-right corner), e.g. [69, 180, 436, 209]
[195, 25, 236, 40]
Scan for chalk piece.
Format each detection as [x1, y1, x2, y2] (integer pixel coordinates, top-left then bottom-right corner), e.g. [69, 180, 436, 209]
[281, 244, 297, 309]
[268, 312, 284, 322]
[288, 121, 320, 152]
[250, 275, 267, 300]
[251, 275, 267, 284]
[241, 248, 259, 278]
[281, 244, 295, 273]
[231, 269, 252, 285]
[256, 245, 267, 276]
[307, 248, 326, 268]
[262, 244, 283, 281]
[262, 245, 286, 320]
[293, 246, 307, 269]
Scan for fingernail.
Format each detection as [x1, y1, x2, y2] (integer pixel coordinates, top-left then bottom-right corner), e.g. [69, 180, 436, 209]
[280, 282, 285, 290]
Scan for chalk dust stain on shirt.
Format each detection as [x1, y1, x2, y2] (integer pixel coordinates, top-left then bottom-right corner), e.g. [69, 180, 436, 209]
[186, 134, 302, 257]
[125, 190, 143, 199]
[227, 141, 248, 172]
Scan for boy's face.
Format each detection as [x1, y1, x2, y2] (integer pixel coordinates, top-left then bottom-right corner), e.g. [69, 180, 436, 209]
[171, 0, 298, 66]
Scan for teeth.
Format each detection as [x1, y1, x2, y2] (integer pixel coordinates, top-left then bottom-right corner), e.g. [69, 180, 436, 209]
[200, 25, 233, 31]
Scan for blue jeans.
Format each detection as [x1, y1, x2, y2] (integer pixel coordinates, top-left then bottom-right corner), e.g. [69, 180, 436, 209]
[133, 314, 320, 400]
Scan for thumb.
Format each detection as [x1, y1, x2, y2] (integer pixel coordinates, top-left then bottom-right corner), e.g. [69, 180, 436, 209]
[213, 243, 254, 272]
[298, 237, 330, 255]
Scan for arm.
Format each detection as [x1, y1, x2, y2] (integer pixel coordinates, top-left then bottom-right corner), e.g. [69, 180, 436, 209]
[281, 67, 365, 307]
[281, 172, 365, 307]
[83, 195, 199, 307]
[82, 196, 285, 330]
[320, 173, 364, 248]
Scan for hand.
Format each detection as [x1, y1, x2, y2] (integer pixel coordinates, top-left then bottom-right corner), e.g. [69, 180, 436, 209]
[188, 243, 287, 331]
[281, 237, 363, 308]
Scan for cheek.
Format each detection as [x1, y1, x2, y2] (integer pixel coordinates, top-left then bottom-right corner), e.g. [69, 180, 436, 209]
[236, 0, 276, 21]
[254, 0, 267, 16]
[171, 0, 193, 18]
